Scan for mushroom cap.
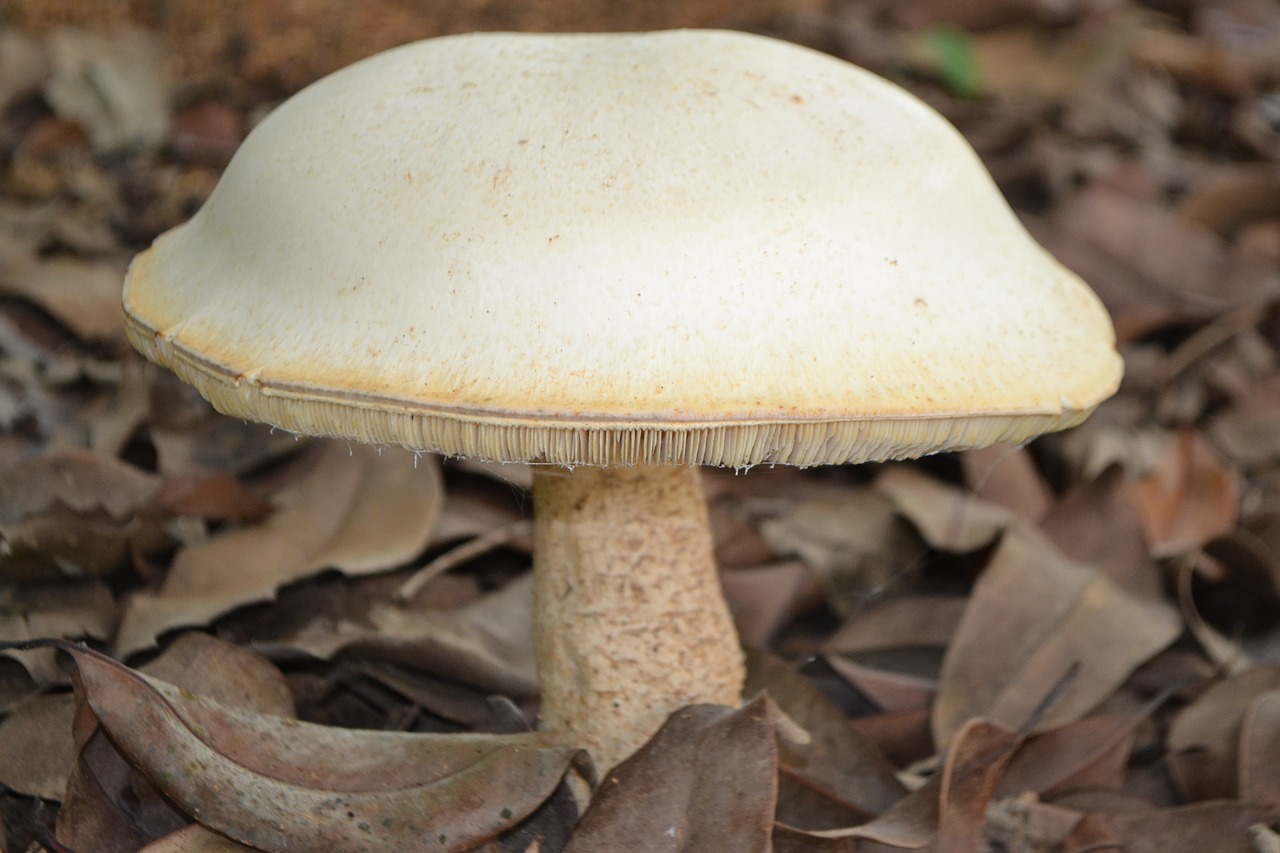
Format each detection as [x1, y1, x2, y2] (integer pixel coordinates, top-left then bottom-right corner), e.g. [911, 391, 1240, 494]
[123, 30, 1122, 468]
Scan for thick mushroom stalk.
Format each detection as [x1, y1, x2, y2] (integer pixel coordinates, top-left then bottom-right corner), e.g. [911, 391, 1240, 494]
[532, 464, 745, 773]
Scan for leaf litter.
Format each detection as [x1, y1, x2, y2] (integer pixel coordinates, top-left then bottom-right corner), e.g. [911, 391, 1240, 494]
[4, 1, 1280, 851]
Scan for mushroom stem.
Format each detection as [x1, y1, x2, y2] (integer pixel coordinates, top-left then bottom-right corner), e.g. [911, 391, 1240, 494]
[532, 463, 745, 774]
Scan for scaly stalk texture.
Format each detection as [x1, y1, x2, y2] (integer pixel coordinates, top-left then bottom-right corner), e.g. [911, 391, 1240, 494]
[532, 464, 745, 775]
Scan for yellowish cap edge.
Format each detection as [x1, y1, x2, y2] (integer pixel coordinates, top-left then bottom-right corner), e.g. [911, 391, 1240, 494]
[125, 313, 1101, 468]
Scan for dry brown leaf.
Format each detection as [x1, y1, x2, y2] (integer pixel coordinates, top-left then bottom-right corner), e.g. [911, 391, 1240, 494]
[824, 655, 936, 714]
[56, 641, 577, 853]
[146, 372, 308, 479]
[1168, 666, 1280, 801]
[933, 524, 1181, 746]
[1209, 376, 1280, 468]
[259, 574, 537, 699]
[59, 721, 188, 853]
[1130, 428, 1239, 558]
[778, 718, 1021, 850]
[43, 27, 169, 153]
[0, 692, 77, 800]
[876, 466, 1010, 553]
[722, 560, 820, 649]
[0, 236, 131, 343]
[1134, 21, 1280, 95]
[996, 714, 1142, 800]
[960, 443, 1053, 522]
[1179, 164, 1280, 235]
[1033, 185, 1278, 341]
[1085, 801, 1280, 853]
[760, 487, 925, 615]
[745, 650, 906, 825]
[116, 442, 442, 656]
[1051, 422, 1170, 486]
[139, 824, 263, 852]
[1240, 690, 1280, 805]
[0, 29, 48, 110]
[564, 698, 777, 853]
[145, 472, 274, 524]
[963, 16, 1138, 103]
[1197, 530, 1280, 637]
[0, 580, 115, 681]
[1040, 466, 1163, 601]
[848, 709, 935, 771]
[924, 719, 1023, 853]
[431, 468, 529, 545]
[54, 633, 295, 851]
[708, 484, 778, 569]
[825, 596, 967, 658]
[349, 661, 501, 729]
[0, 447, 164, 582]
[169, 100, 245, 166]
[984, 796, 1084, 853]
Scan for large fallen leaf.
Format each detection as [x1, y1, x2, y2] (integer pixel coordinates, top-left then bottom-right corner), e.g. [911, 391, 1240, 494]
[565, 698, 777, 853]
[50, 633, 295, 851]
[933, 524, 1181, 746]
[55, 641, 577, 853]
[116, 441, 442, 655]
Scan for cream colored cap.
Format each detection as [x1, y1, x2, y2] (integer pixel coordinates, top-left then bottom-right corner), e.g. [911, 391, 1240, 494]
[123, 30, 1121, 468]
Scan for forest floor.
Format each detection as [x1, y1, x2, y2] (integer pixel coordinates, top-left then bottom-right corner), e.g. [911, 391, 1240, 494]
[1, 1, 1280, 851]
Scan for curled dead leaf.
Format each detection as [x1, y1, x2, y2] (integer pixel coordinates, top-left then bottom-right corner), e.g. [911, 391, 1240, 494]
[55, 640, 578, 853]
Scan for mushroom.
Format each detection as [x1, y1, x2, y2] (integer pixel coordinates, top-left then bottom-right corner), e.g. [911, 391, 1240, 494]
[122, 30, 1122, 774]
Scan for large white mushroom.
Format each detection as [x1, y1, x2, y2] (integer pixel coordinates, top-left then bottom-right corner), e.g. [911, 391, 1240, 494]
[123, 30, 1122, 775]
